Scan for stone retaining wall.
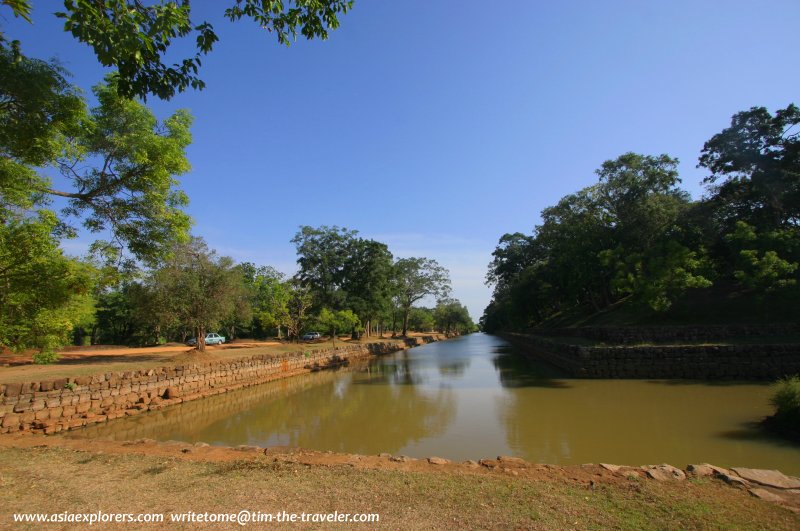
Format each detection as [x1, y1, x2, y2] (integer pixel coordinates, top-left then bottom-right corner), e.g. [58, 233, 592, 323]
[0, 337, 438, 435]
[503, 333, 800, 379]
[531, 324, 800, 344]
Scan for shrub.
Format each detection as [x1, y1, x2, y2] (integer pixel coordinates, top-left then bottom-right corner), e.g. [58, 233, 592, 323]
[32, 349, 60, 365]
[766, 375, 800, 440]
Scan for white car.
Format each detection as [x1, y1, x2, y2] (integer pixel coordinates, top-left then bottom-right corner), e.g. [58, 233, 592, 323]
[302, 332, 321, 340]
[187, 333, 226, 346]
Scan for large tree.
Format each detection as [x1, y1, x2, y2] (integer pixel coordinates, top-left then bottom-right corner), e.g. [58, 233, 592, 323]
[699, 104, 800, 230]
[340, 238, 394, 336]
[1, 52, 193, 268]
[55, 76, 193, 268]
[292, 225, 358, 310]
[3, 0, 353, 100]
[149, 238, 244, 352]
[393, 257, 451, 336]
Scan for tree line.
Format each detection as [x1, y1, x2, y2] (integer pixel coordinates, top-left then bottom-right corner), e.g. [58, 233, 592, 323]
[482, 104, 800, 332]
[83, 226, 474, 354]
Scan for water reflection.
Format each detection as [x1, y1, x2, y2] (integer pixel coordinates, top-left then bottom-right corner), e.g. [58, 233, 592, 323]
[75, 358, 456, 456]
[491, 346, 570, 389]
[70, 333, 800, 475]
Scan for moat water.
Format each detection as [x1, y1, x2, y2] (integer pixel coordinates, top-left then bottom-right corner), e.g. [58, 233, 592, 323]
[72, 333, 800, 474]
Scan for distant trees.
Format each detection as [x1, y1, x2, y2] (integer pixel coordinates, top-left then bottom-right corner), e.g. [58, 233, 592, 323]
[482, 104, 800, 332]
[434, 299, 476, 336]
[315, 308, 359, 345]
[292, 226, 456, 338]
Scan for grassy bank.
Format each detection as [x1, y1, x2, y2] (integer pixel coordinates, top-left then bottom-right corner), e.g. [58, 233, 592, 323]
[0, 442, 797, 530]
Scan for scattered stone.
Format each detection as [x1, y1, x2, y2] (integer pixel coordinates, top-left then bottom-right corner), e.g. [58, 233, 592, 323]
[479, 459, 500, 468]
[719, 473, 750, 489]
[428, 457, 450, 465]
[134, 438, 155, 444]
[463, 460, 479, 468]
[748, 488, 786, 504]
[235, 445, 260, 452]
[686, 463, 731, 478]
[497, 456, 527, 466]
[645, 464, 686, 481]
[390, 455, 416, 463]
[193, 442, 210, 448]
[378, 453, 391, 458]
[180, 448, 192, 454]
[600, 463, 622, 473]
[731, 468, 800, 490]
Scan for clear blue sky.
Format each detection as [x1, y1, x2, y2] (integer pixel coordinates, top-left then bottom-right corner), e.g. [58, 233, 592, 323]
[4, 1, 800, 320]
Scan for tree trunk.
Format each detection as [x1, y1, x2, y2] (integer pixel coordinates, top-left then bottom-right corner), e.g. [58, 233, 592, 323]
[401, 307, 410, 336]
[196, 325, 206, 352]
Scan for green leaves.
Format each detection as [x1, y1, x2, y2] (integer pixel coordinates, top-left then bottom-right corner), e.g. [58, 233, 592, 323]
[0, 211, 96, 361]
[725, 221, 799, 293]
[56, 0, 207, 100]
[699, 104, 800, 229]
[54, 76, 193, 268]
[46, 0, 351, 100]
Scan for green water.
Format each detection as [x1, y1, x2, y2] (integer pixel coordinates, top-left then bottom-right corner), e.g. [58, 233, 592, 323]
[73, 333, 800, 474]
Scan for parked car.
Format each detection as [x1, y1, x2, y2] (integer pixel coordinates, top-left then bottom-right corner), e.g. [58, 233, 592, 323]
[301, 332, 321, 340]
[186, 332, 226, 346]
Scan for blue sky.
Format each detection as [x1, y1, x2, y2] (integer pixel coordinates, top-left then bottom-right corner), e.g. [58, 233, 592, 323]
[4, 1, 800, 320]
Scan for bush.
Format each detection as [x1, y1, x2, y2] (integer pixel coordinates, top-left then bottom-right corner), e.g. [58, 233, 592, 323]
[766, 375, 800, 440]
[32, 349, 60, 365]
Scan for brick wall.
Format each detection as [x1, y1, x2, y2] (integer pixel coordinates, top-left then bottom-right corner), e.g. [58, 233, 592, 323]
[0, 337, 438, 435]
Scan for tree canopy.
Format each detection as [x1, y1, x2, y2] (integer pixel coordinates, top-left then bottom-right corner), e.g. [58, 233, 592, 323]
[2, 0, 353, 100]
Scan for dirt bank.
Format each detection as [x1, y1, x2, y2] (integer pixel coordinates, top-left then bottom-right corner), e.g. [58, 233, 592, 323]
[0, 434, 798, 529]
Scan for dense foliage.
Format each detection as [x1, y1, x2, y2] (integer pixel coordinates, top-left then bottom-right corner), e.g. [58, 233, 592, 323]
[481, 105, 800, 332]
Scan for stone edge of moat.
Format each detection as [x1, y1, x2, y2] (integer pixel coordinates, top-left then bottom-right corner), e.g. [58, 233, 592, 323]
[0, 335, 446, 436]
[501, 332, 800, 379]
[2, 434, 799, 512]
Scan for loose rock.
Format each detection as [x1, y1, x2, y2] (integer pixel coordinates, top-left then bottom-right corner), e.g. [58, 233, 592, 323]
[686, 463, 731, 478]
[748, 488, 786, 503]
[428, 457, 450, 465]
[645, 464, 686, 481]
[731, 468, 800, 490]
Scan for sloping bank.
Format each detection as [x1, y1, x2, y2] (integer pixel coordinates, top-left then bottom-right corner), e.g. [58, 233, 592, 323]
[0, 336, 442, 435]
